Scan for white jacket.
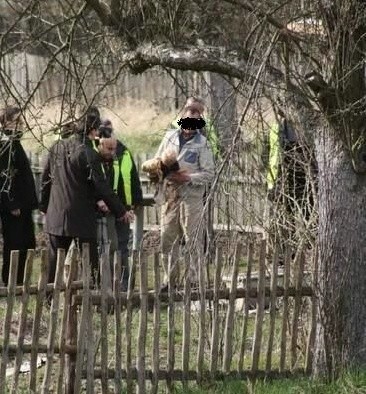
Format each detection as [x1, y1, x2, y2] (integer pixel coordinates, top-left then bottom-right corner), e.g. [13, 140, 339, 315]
[155, 129, 215, 186]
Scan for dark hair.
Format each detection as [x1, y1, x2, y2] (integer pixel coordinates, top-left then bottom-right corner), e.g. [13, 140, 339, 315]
[76, 114, 101, 135]
[0, 106, 21, 127]
[99, 126, 113, 138]
[60, 121, 77, 139]
[84, 105, 100, 118]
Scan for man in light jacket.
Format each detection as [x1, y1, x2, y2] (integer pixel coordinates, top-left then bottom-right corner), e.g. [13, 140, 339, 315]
[156, 106, 215, 289]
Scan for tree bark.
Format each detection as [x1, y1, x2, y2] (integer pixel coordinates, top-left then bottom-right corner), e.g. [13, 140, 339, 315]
[314, 125, 366, 376]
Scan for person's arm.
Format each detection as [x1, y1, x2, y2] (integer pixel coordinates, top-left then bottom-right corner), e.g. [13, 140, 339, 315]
[1, 142, 22, 212]
[82, 147, 126, 218]
[39, 149, 52, 213]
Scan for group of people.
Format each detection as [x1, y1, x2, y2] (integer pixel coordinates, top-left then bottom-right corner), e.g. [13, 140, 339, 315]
[40, 108, 142, 289]
[0, 96, 315, 291]
[0, 96, 217, 291]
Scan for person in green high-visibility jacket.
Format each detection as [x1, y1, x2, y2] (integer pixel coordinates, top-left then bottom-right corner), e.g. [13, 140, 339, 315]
[98, 120, 143, 291]
[265, 111, 317, 255]
[266, 122, 282, 192]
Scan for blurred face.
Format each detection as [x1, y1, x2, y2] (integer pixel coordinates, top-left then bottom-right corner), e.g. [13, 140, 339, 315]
[98, 138, 117, 160]
[181, 110, 201, 138]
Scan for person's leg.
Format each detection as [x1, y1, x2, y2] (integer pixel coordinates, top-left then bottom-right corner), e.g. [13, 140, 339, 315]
[115, 219, 130, 290]
[48, 235, 73, 284]
[161, 187, 182, 286]
[1, 211, 12, 286]
[17, 210, 36, 284]
[181, 187, 205, 284]
[0, 210, 36, 285]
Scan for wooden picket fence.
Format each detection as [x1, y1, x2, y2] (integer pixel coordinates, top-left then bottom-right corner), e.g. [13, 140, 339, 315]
[0, 239, 317, 393]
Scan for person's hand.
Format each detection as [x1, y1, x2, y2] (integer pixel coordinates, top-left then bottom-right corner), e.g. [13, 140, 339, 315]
[117, 210, 135, 223]
[96, 200, 109, 213]
[10, 209, 21, 217]
[167, 170, 191, 184]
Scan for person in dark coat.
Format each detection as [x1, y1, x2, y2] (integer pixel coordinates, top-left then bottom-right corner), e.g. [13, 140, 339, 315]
[40, 114, 132, 285]
[0, 106, 38, 285]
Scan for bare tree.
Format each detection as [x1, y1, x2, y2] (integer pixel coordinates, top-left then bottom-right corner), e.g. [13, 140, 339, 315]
[2, 0, 366, 377]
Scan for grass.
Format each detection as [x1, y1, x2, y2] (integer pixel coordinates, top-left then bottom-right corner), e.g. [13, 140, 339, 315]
[171, 371, 366, 393]
[22, 98, 177, 155]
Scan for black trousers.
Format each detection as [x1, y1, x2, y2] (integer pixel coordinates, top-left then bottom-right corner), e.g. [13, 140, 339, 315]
[48, 234, 99, 285]
[115, 220, 130, 288]
[1, 209, 36, 286]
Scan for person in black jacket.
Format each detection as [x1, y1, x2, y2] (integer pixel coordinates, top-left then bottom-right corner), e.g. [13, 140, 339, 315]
[98, 121, 143, 290]
[0, 106, 38, 285]
[40, 114, 133, 285]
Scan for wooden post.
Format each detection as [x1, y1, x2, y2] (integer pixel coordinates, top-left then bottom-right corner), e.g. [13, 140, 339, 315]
[238, 243, 254, 372]
[265, 246, 279, 373]
[182, 252, 192, 387]
[29, 249, 48, 392]
[0, 251, 19, 394]
[151, 252, 161, 394]
[42, 249, 65, 394]
[65, 247, 79, 394]
[210, 248, 223, 376]
[223, 245, 242, 373]
[126, 250, 137, 393]
[166, 253, 175, 393]
[305, 246, 318, 374]
[74, 244, 91, 393]
[11, 250, 34, 393]
[279, 246, 292, 372]
[114, 251, 122, 393]
[197, 253, 206, 384]
[100, 252, 109, 394]
[251, 239, 266, 373]
[137, 252, 148, 394]
[133, 205, 144, 251]
[57, 247, 78, 394]
[290, 250, 305, 370]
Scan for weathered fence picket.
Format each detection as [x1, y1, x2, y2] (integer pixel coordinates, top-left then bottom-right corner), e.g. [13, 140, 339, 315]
[238, 242, 254, 372]
[0, 251, 19, 394]
[113, 252, 122, 393]
[151, 252, 161, 394]
[30, 249, 48, 392]
[210, 248, 223, 376]
[11, 250, 33, 394]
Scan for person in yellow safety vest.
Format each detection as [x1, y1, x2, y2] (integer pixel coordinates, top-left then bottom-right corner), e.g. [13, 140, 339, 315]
[266, 113, 316, 227]
[171, 96, 220, 158]
[266, 122, 282, 192]
[97, 120, 143, 291]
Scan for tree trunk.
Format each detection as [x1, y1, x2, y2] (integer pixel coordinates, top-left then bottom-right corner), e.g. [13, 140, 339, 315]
[314, 125, 366, 376]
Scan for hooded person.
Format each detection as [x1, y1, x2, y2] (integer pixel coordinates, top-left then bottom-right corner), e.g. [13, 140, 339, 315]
[0, 106, 38, 286]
